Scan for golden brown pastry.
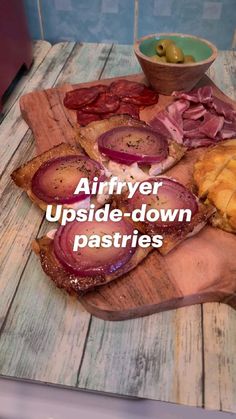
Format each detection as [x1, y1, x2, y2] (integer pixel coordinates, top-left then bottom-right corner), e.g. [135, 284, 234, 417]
[194, 139, 236, 233]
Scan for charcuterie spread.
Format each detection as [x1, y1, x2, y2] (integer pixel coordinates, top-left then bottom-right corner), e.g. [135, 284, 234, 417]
[13, 77, 236, 302]
[64, 80, 159, 126]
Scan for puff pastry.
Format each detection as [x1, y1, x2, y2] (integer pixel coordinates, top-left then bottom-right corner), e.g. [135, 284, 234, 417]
[194, 139, 236, 233]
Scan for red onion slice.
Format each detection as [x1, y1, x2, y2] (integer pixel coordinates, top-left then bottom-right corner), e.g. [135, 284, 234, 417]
[98, 126, 168, 165]
[125, 177, 198, 231]
[54, 219, 136, 277]
[31, 155, 105, 204]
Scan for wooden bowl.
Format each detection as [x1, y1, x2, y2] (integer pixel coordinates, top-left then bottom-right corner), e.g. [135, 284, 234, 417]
[134, 33, 218, 95]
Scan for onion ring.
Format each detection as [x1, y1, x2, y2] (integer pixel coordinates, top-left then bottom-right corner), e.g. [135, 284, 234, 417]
[53, 219, 136, 277]
[98, 126, 168, 165]
[31, 155, 105, 204]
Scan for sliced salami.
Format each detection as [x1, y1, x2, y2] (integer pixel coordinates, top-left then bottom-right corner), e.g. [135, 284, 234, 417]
[64, 87, 99, 110]
[92, 84, 109, 94]
[110, 79, 146, 97]
[76, 110, 101, 126]
[83, 92, 120, 114]
[122, 88, 159, 106]
[101, 102, 140, 120]
[117, 102, 140, 119]
[64, 85, 108, 110]
[110, 79, 159, 106]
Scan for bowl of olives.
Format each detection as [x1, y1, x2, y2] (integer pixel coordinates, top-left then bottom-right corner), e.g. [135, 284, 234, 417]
[134, 33, 218, 95]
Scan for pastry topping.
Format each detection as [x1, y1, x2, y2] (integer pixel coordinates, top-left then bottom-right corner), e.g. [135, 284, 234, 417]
[53, 219, 136, 277]
[120, 177, 198, 232]
[31, 155, 105, 204]
[98, 126, 168, 165]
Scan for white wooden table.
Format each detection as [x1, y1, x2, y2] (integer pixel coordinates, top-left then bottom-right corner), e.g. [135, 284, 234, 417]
[0, 41, 235, 414]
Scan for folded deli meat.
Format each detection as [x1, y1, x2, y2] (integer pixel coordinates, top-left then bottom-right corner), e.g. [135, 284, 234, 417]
[149, 86, 236, 149]
[11, 78, 236, 296]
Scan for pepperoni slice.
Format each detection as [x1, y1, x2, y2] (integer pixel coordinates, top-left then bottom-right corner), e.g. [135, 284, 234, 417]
[76, 110, 101, 126]
[110, 80, 145, 96]
[92, 84, 109, 93]
[110, 79, 158, 106]
[122, 88, 159, 106]
[64, 85, 108, 110]
[83, 93, 120, 114]
[101, 102, 140, 120]
[117, 102, 140, 119]
[64, 88, 98, 110]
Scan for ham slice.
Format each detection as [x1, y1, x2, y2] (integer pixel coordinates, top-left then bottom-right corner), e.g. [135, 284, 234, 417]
[210, 96, 236, 121]
[217, 120, 236, 139]
[172, 90, 199, 103]
[199, 112, 224, 138]
[149, 110, 184, 144]
[183, 104, 206, 120]
[172, 86, 213, 104]
[167, 99, 189, 128]
[151, 85, 236, 149]
[197, 86, 213, 103]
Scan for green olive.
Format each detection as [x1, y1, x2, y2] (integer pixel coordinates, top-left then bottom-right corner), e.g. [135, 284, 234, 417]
[150, 55, 167, 63]
[166, 44, 184, 63]
[184, 55, 196, 63]
[155, 39, 174, 56]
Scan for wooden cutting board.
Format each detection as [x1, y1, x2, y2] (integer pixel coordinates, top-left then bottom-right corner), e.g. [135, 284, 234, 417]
[20, 73, 236, 321]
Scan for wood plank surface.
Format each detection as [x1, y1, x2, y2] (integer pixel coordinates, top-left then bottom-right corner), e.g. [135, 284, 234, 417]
[0, 43, 235, 412]
[78, 307, 203, 406]
[0, 42, 113, 384]
[0, 220, 90, 386]
[203, 303, 236, 412]
[0, 42, 76, 328]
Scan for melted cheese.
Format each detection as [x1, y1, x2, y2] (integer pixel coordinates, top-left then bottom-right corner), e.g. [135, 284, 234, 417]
[46, 229, 57, 240]
[107, 161, 148, 183]
[63, 197, 91, 210]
